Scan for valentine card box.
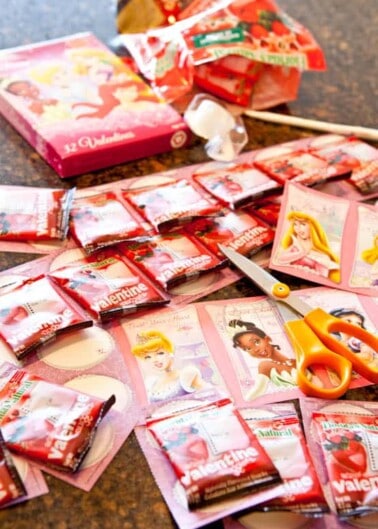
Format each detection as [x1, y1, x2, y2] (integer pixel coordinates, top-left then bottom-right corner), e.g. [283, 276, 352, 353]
[0, 32, 191, 178]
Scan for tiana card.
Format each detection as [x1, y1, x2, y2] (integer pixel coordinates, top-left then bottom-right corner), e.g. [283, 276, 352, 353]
[270, 182, 378, 296]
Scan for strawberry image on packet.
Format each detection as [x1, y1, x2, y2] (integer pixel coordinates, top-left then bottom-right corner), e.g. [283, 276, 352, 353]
[0, 186, 74, 241]
[69, 191, 149, 254]
[49, 249, 170, 322]
[147, 397, 282, 509]
[122, 179, 223, 233]
[121, 231, 224, 290]
[0, 429, 27, 507]
[0, 275, 93, 360]
[0, 363, 115, 473]
[311, 408, 378, 519]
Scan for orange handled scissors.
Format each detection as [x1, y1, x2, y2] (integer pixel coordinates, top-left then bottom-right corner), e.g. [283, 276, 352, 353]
[219, 245, 378, 399]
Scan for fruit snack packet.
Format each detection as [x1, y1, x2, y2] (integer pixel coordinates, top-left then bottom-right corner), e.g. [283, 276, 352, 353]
[69, 191, 151, 254]
[49, 249, 170, 322]
[0, 274, 93, 360]
[0, 362, 115, 473]
[254, 149, 347, 187]
[0, 429, 27, 507]
[239, 402, 329, 517]
[192, 160, 280, 209]
[300, 398, 378, 520]
[122, 179, 223, 234]
[0, 186, 74, 242]
[121, 231, 224, 290]
[146, 396, 282, 509]
[246, 195, 282, 227]
[184, 209, 275, 261]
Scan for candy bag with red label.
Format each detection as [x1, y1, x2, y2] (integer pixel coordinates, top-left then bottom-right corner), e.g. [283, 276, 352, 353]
[312, 409, 378, 519]
[49, 250, 170, 322]
[147, 397, 282, 509]
[121, 231, 223, 290]
[185, 210, 275, 259]
[122, 179, 222, 233]
[240, 404, 329, 515]
[193, 160, 280, 208]
[0, 429, 27, 507]
[0, 186, 74, 241]
[0, 275, 92, 360]
[69, 191, 149, 253]
[0, 363, 115, 473]
[300, 398, 378, 520]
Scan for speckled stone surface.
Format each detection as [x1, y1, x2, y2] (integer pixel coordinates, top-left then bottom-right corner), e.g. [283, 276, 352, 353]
[0, 1, 377, 528]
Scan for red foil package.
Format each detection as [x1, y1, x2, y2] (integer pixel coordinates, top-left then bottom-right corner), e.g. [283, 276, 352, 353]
[0, 363, 115, 472]
[248, 196, 282, 226]
[312, 409, 378, 519]
[121, 232, 223, 290]
[0, 429, 27, 507]
[254, 150, 349, 186]
[122, 179, 222, 233]
[0, 186, 74, 241]
[69, 191, 149, 253]
[241, 405, 328, 515]
[49, 250, 170, 322]
[193, 161, 280, 208]
[147, 397, 281, 509]
[0, 275, 93, 360]
[185, 210, 275, 259]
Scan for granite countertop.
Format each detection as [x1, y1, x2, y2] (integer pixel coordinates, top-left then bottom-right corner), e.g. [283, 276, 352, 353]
[0, 1, 377, 528]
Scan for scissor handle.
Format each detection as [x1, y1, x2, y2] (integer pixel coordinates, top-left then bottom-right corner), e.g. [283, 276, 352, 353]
[304, 307, 378, 384]
[284, 319, 352, 399]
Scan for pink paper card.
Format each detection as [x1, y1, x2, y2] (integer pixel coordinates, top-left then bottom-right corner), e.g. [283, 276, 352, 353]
[270, 182, 378, 296]
[0, 258, 142, 490]
[116, 287, 377, 410]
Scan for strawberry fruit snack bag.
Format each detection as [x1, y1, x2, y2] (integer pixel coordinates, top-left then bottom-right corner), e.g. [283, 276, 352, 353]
[0, 363, 115, 473]
[0, 275, 92, 360]
[147, 397, 282, 509]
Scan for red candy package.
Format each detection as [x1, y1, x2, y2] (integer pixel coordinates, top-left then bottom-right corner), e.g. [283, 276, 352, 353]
[193, 160, 280, 208]
[241, 404, 329, 515]
[194, 63, 257, 106]
[0, 275, 92, 360]
[311, 408, 378, 519]
[69, 191, 149, 253]
[185, 209, 275, 259]
[0, 363, 115, 472]
[122, 179, 222, 233]
[49, 250, 170, 322]
[247, 195, 282, 226]
[122, 231, 223, 290]
[0, 186, 74, 241]
[147, 397, 281, 509]
[254, 150, 345, 186]
[0, 429, 27, 507]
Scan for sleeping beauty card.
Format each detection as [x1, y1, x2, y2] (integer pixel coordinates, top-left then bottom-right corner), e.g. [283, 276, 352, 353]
[270, 182, 378, 297]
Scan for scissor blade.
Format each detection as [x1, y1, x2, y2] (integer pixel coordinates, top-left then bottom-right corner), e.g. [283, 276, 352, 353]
[219, 245, 313, 317]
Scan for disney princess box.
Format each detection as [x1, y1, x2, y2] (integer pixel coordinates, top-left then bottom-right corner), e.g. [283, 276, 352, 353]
[0, 32, 190, 178]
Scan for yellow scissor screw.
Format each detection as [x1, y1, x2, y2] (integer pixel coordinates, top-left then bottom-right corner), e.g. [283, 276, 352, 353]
[271, 282, 291, 299]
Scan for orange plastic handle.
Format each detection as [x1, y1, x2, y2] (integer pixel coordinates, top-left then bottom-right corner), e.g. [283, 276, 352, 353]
[284, 319, 352, 399]
[304, 307, 378, 384]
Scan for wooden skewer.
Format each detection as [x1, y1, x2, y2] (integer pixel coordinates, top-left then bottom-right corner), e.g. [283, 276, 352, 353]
[243, 110, 378, 142]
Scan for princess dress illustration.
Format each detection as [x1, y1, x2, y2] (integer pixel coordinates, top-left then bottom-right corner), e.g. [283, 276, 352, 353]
[361, 234, 378, 287]
[274, 210, 341, 283]
[131, 330, 210, 402]
[229, 319, 297, 399]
